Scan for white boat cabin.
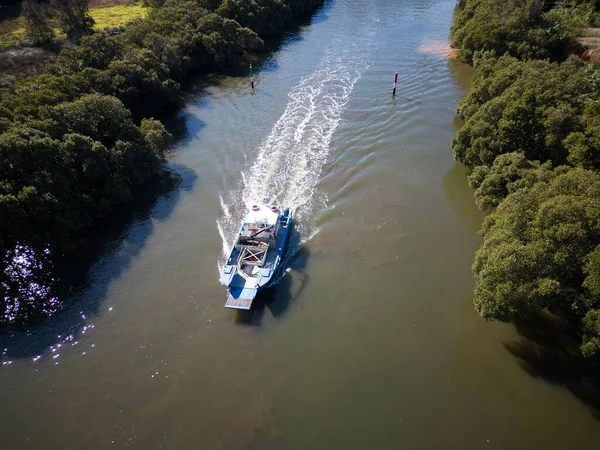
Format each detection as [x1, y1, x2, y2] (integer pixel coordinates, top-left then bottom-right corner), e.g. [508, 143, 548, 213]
[238, 205, 281, 245]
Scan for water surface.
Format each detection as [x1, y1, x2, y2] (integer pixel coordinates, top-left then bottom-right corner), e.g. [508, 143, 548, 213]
[2, 0, 600, 449]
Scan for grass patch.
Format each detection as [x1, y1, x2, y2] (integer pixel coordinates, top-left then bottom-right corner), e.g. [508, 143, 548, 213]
[0, 14, 23, 44]
[0, 1, 147, 47]
[89, 3, 148, 29]
[0, 15, 24, 47]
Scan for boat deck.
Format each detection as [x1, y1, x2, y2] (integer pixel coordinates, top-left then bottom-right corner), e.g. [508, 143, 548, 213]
[224, 296, 254, 310]
[224, 287, 258, 310]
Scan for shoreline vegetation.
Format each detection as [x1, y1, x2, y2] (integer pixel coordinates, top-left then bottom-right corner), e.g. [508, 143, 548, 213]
[0, 0, 324, 325]
[450, 0, 600, 356]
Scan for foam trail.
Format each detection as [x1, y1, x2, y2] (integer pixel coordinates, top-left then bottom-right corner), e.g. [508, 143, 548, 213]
[217, 34, 371, 262]
[216, 220, 231, 258]
[219, 195, 231, 220]
[242, 56, 367, 215]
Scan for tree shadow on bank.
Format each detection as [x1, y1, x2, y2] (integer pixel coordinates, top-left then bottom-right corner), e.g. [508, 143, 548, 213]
[233, 233, 311, 327]
[442, 161, 486, 235]
[0, 164, 198, 360]
[504, 312, 600, 420]
[164, 111, 207, 143]
[241, 0, 333, 76]
[441, 159, 600, 419]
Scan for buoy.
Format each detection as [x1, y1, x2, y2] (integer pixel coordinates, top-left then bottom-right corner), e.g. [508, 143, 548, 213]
[271, 205, 279, 212]
[392, 71, 398, 97]
[252, 205, 260, 211]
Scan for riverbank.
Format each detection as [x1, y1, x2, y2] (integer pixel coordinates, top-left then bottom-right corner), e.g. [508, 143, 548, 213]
[450, 0, 600, 357]
[0, 0, 324, 325]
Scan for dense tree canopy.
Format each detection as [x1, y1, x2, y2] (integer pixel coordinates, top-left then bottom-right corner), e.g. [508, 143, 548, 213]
[467, 152, 554, 210]
[564, 100, 600, 170]
[0, 94, 169, 253]
[473, 169, 600, 355]
[452, 0, 600, 356]
[451, 0, 584, 63]
[453, 54, 600, 168]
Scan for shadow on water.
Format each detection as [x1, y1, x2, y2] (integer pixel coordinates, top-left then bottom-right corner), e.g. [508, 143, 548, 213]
[504, 312, 600, 420]
[0, 164, 198, 360]
[233, 230, 310, 327]
[444, 55, 600, 419]
[164, 111, 207, 142]
[447, 57, 475, 94]
[442, 161, 486, 234]
[256, 0, 333, 70]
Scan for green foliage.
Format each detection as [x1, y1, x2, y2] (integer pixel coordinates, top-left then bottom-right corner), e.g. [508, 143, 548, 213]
[140, 118, 172, 156]
[43, 94, 142, 145]
[52, 0, 95, 41]
[142, 0, 167, 6]
[22, 0, 55, 45]
[581, 246, 600, 356]
[546, 2, 600, 31]
[217, 0, 323, 35]
[564, 100, 600, 169]
[453, 54, 600, 168]
[51, 33, 125, 73]
[473, 169, 600, 330]
[468, 153, 554, 210]
[582, 308, 600, 357]
[455, 52, 524, 121]
[584, 245, 600, 296]
[453, 0, 600, 356]
[217, 0, 292, 36]
[0, 94, 169, 252]
[451, 0, 573, 63]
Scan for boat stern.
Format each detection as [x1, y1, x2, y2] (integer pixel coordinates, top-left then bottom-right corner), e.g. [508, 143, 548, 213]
[224, 285, 258, 310]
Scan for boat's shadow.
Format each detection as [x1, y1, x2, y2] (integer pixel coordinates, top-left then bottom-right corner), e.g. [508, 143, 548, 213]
[233, 241, 310, 327]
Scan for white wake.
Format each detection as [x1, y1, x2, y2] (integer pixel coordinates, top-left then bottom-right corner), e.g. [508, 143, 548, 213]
[217, 40, 370, 263]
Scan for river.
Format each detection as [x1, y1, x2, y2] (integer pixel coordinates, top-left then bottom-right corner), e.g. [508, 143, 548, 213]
[2, 0, 600, 448]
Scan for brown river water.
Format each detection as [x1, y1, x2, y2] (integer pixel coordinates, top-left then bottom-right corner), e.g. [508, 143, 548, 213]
[2, 0, 600, 448]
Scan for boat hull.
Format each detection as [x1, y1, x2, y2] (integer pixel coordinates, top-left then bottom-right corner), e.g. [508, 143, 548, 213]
[221, 207, 292, 310]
